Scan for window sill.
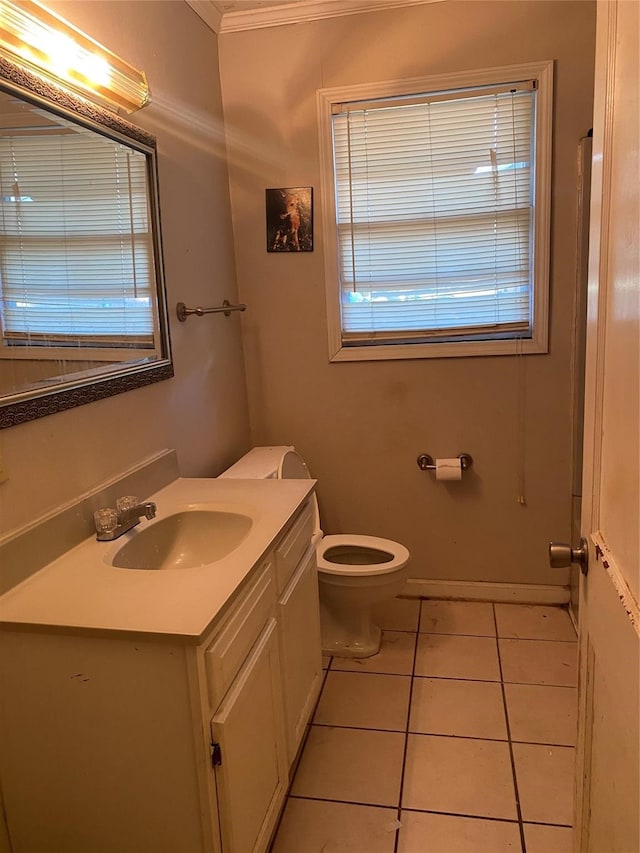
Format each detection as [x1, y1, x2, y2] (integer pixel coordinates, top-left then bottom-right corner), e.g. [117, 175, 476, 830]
[329, 336, 548, 362]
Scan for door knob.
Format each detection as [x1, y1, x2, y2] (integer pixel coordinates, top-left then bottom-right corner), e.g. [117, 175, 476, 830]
[548, 538, 589, 574]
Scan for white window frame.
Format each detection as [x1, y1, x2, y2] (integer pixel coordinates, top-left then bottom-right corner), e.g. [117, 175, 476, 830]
[317, 60, 553, 361]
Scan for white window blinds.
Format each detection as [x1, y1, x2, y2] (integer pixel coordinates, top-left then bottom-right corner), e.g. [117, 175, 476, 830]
[0, 128, 155, 346]
[332, 83, 535, 345]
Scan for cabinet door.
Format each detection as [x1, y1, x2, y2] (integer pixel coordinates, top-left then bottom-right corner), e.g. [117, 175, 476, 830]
[278, 546, 323, 764]
[211, 617, 287, 853]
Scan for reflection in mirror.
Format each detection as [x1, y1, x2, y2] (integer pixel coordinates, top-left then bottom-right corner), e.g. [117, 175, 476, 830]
[0, 60, 172, 428]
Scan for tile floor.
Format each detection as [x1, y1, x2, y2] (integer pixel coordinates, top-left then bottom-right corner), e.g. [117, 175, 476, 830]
[271, 599, 577, 853]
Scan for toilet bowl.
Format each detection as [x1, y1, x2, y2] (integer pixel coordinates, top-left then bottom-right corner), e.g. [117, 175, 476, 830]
[220, 446, 410, 658]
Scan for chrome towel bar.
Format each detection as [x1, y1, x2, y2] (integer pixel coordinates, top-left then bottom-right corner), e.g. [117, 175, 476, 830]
[176, 300, 246, 321]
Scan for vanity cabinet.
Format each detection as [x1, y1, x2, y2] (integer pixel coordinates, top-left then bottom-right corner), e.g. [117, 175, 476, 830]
[0, 496, 321, 853]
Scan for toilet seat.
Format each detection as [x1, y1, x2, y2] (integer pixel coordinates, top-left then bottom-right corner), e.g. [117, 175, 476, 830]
[317, 534, 410, 576]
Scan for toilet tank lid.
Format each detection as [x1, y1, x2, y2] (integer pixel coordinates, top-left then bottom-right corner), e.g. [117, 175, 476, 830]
[219, 446, 298, 480]
[274, 449, 321, 537]
[279, 448, 311, 480]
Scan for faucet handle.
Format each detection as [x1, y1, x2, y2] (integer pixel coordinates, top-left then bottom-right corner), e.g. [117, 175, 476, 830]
[116, 495, 139, 518]
[94, 507, 118, 535]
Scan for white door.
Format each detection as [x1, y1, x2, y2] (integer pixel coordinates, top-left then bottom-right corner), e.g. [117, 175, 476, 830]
[574, 1, 639, 850]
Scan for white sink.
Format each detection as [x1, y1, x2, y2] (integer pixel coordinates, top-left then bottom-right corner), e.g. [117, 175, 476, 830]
[110, 509, 253, 570]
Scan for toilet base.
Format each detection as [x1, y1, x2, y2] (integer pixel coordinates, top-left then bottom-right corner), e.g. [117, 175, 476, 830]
[319, 600, 383, 658]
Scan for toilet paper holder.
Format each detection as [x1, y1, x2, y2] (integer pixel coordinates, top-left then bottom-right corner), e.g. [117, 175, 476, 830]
[417, 453, 473, 472]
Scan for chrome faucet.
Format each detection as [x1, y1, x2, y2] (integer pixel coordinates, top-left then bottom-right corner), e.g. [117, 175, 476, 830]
[94, 497, 157, 541]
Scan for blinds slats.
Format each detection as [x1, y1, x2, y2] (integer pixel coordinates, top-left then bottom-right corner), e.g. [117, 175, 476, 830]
[332, 86, 534, 342]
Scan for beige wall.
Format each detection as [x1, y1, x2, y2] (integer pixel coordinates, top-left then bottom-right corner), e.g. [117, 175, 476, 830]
[0, 1, 250, 538]
[219, 0, 596, 585]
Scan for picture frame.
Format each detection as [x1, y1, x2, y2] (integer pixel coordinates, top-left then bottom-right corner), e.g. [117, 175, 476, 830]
[266, 186, 313, 252]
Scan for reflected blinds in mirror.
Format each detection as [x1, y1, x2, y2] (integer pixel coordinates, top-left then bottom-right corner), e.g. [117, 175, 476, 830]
[0, 126, 156, 347]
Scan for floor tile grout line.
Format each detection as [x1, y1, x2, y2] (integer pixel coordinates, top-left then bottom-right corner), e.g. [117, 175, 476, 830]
[499, 681, 579, 691]
[510, 734, 578, 748]
[284, 794, 574, 830]
[309, 722, 409, 734]
[405, 632, 576, 642]
[285, 793, 402, 811]
[307, 721, 576, 750]
[392, 609, 421, 853]
[330, 669, 415, 677]
[411, 672, 577, 689]
[398, 806, 526, 825]
[404, 731, 576, 748]
[496, 636, 578, 644]
[419, 630, 499, 638]
[418, 632, 578, 644]
[400, 806, 572, 829]
[493, 602, 528, 853]
[502, 679, 578, 688]
[404, 673, 503, 684]
[324, 669, 414, 680]
[308, 661, 332, 732]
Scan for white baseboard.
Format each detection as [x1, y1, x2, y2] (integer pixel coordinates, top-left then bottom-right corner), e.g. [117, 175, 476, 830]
[404, 578, 570, 605]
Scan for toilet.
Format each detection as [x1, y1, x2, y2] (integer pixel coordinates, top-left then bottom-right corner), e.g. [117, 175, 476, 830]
[220, 446, 410, 658]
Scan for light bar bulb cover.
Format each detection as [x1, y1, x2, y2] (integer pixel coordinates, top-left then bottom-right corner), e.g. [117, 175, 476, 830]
[0, 0, 149, 112]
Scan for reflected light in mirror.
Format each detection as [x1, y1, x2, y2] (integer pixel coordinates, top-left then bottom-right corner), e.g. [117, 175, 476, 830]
[0, 0, 149, 113]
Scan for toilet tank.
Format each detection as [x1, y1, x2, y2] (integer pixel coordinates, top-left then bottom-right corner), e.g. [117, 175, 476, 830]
[218, 446, 296, 480]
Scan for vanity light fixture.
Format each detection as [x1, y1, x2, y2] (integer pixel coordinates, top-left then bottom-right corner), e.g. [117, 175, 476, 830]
[0, 0, 150, 112]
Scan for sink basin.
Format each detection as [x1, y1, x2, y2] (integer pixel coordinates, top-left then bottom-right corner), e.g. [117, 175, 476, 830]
[110, 510, 253, 570]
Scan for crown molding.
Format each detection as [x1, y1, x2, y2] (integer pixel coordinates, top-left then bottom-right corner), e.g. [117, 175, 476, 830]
[186, 0, 443, 35]
[222, 0, 442, 32]
[185, 0, 224, 33]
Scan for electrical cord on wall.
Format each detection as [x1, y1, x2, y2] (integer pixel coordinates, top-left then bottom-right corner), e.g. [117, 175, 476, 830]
[516, 334, 527, 506]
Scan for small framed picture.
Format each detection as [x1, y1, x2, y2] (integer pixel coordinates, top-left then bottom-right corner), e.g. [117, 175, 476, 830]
[266, 187, 313, 252]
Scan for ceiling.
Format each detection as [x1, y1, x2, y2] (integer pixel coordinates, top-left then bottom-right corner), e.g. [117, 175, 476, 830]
[186, 0, 439, 33]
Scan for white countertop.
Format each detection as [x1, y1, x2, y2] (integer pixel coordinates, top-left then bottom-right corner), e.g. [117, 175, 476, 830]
[0, 477, 315, 642]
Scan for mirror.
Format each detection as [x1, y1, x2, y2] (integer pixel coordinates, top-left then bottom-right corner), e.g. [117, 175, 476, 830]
[0, 58, 172, 428]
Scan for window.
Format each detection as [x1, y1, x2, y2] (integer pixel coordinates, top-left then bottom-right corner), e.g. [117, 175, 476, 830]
[0, 116, 157, 359]
[318, 62, 553, 360]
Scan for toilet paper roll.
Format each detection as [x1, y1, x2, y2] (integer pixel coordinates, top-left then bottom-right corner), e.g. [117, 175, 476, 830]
[435, 457, 463, 481]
